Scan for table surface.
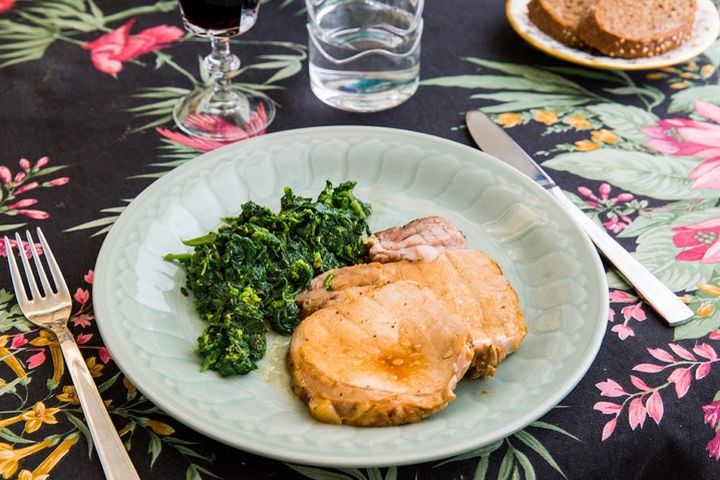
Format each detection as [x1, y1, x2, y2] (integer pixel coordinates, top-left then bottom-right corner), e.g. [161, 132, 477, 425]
[1, 0, 720, 479]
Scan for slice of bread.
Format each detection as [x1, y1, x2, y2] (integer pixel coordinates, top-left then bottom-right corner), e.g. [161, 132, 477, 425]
[528, 0, 595, 48]
[578, 0, 696, 58]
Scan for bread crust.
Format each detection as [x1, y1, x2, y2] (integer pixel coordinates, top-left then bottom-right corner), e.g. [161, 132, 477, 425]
[527, 0, 588, 48]
[578, 0, 696, 58]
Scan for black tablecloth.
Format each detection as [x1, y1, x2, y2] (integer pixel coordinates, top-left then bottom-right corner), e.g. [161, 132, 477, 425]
[1, 0, 719, 478]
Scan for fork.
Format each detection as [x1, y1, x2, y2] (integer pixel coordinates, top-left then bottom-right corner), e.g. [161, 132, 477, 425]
[5, 228, 140, 480]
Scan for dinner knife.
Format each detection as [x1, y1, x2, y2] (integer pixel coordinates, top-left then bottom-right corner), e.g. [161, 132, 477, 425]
[465, 110, 694, 327]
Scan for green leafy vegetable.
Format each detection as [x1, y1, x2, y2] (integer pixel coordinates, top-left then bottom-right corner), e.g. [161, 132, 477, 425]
[164, 181, 371, 376]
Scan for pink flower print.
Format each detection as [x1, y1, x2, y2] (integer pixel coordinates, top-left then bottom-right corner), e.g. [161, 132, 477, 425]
[19, 158, 30, 171]
[156, 106, 269, 152]
[48, 177, 70, 187]
[11, 334, 27, 349]
[16, 209, 49, 220]
[98, 347, 111, 364]
[648, 347, 676, 362]
[73, 288, 90, 305]
[84, 269, 94, 284]
[27, 350, 45, 369]
[0, 166, 10, 184]
[609, 290, 635, 303]
[643, 100, 720, 189]
[15, 182, 38, 195]
[0, 239, 42, 259]
[0, 0, 14, 14]
[577, 184, 635, 233]
[72, 316, 92, 328]
[668, 367, 692, 398]
[671, 217, 720, 263]
[156, 128, 229, 153]
[703, 401, 720, 428]
[646, 390, 664, 424]
[622, 303, 646, 322]
[75, 333, 93, 345]
[611, 323, 634, 340]
[601, 417, 618, 441]
[628, 397, 647, 430]
[5, 198, 38, 210]
[35, 156, 48, 169]
[597, 379, 628, 397]
[82, 19, 184, 76]
[707, 432, 720, 461]
[603, 215, 631, 234]
[710, 330, 720, 341]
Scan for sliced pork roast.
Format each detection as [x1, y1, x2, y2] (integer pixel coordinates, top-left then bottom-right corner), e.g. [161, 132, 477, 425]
[366, 216, 466, 263]
[289, 280, 474, 426]
[298, 249, 526, 379]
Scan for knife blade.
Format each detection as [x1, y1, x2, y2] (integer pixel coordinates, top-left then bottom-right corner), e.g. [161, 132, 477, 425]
[465, 110, 694, 327]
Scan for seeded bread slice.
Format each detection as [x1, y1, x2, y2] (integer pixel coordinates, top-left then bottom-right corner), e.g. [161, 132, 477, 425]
[578, 0, 696, 58]
[528, 0, 596, 48]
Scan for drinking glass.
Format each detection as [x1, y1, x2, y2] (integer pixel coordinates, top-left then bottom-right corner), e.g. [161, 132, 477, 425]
[307, 0, 423, 112]
[175, 0, 275, 141]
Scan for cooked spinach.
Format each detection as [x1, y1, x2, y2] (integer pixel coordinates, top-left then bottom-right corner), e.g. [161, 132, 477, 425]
[164, 181, 371, 376]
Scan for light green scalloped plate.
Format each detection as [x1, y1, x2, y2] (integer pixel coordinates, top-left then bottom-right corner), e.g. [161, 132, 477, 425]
[93, 126, 607, 467]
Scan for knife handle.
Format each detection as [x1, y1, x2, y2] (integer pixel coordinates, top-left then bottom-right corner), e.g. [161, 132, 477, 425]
[547, 186, 694, 326]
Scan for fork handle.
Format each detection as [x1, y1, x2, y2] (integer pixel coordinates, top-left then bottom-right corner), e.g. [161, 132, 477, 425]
[54, 327, 141, 480]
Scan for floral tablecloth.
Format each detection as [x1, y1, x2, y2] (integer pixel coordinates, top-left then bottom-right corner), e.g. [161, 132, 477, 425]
[1, 0, 720, 478]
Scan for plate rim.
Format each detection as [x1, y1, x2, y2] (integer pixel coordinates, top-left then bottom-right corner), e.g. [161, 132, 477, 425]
[506, 0, 720, 71]
[93, 125, 609, 467]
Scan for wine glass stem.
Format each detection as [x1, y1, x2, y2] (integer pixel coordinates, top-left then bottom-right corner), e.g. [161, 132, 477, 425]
[205, 37, 241, 107]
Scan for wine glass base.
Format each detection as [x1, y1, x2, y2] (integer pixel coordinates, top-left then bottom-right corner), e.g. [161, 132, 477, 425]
[173, 86, 275, 142]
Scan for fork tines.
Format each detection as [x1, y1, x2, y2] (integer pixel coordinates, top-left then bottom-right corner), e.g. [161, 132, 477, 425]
[4, 228, 70, 309]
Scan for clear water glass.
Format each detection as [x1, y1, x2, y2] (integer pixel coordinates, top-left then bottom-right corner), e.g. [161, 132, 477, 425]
[307, 0, 423, 112]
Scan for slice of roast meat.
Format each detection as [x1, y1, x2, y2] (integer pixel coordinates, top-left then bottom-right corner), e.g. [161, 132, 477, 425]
[366, 216, 466, 263]
[289, 280, 474, 426]
[297, 249, 526, 379]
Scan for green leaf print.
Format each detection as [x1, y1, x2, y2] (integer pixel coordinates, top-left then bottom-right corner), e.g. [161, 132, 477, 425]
[668, 85, 720, 113]
[619, 199, 717, 239]
[544, 150, 709, 201]
[674, 310, 720, 340]
[585, 103, 658, 144]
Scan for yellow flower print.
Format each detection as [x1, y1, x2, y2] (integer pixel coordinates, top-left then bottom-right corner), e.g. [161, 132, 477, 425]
[563, 114, 592, 130]
[533, 110, 558, 126]
[17, 434, 78, 480]
[679, 72, 696, 79]
[30, 331, 63, 387]
[698, 283, 720, 296]
[0, 413, 23, 431]
[670, 81, 689, 90]
[701, 65, 716, 78]
[123, 376, 137, 400]
[85, 356, 103, 378]
[147, 419, 175, 436]
[56, 386, 79, 405]
[591, 129, 619, 144]
[697, 303, 715, 318]
[0, 440, 53, 479]
[496, 112, 523, 128]
[574, 140, 601, 152]
[22, 402, 60, 434]
[645, 73, 665, 80]
[687, 61, 699, 71]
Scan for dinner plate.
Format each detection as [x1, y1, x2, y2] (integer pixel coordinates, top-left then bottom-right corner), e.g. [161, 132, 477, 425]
[93, 126, 608, 467]
[506, 0, 720, 71]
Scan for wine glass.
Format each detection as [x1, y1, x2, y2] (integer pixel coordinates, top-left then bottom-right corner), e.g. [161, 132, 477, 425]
[174, 0, 275, 141]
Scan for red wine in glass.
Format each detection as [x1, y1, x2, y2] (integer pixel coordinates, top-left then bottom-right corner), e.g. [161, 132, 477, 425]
[179, 0, 260, 37]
